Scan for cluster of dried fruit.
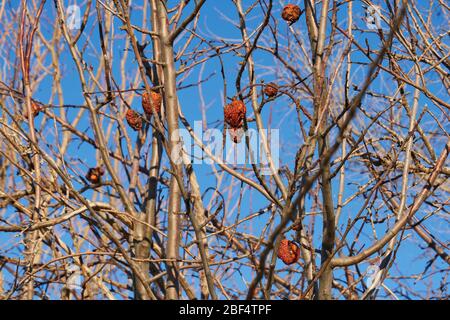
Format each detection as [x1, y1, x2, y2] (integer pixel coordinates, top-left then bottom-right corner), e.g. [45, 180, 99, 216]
[264, 82, 278, 97]
[224, 99, 246, 128]
[86, 166, 105, 184]
[124, 5, 298, 135]
[282, 4, 301, 24]
[224, 99, 247, 143]
[277, 239, 300, 265]
[124, 89, 162, 131]
[142, 90, 162, 117]
[125, 109, 143, 131]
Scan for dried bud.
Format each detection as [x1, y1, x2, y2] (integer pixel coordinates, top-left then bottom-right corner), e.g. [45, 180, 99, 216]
[142, 90, 162, 116]
[224, 99, 246, 129]
[86, 166, 105, 184]
[277, 239, 300, 265]
[282, 4, 301, 24]
[264, 83, 278, 97]
[125, 109, 143, 131]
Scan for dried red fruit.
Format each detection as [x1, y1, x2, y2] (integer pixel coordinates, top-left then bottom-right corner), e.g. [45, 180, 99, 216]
[142, 90, 162, 116]
[86, 166, 105, 184]
[24, 100, 43, 118]
[277, 239, 300, 265]
[282, 4, 301, 24]
[224, 99, 246, 129]
[125, 109, 143, 131]
[264, 83, 278, 97]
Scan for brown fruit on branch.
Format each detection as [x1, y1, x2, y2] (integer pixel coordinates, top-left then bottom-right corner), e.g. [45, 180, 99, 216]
[142, 90, 162, 116]
[224, 99, 246, 129]
[86, 166, 105, 184]
[282, 4, 301, 24]
[264, 83, 278, 97]
[125, 109, 143, 131]
[24, 100, 43, 118]
[277, 239, 300, 265]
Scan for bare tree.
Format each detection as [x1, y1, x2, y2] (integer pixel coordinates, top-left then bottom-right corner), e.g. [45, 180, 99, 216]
[0, 0, 448, 300]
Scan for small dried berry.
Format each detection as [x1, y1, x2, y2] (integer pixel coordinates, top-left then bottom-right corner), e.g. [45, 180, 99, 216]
[125, 109, 143, 131]
[86, 166, 105, 184]
[282, 4, 301, 24]
[277, 239, 300, 265]
[142, 90, 162, 116]
[224, 99, 246, 129]
[264, 83, 278, 97]
[24, 100, 43, 118]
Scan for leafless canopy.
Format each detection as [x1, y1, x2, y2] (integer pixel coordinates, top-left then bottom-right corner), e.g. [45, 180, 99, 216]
[0, 0, 448, 300]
